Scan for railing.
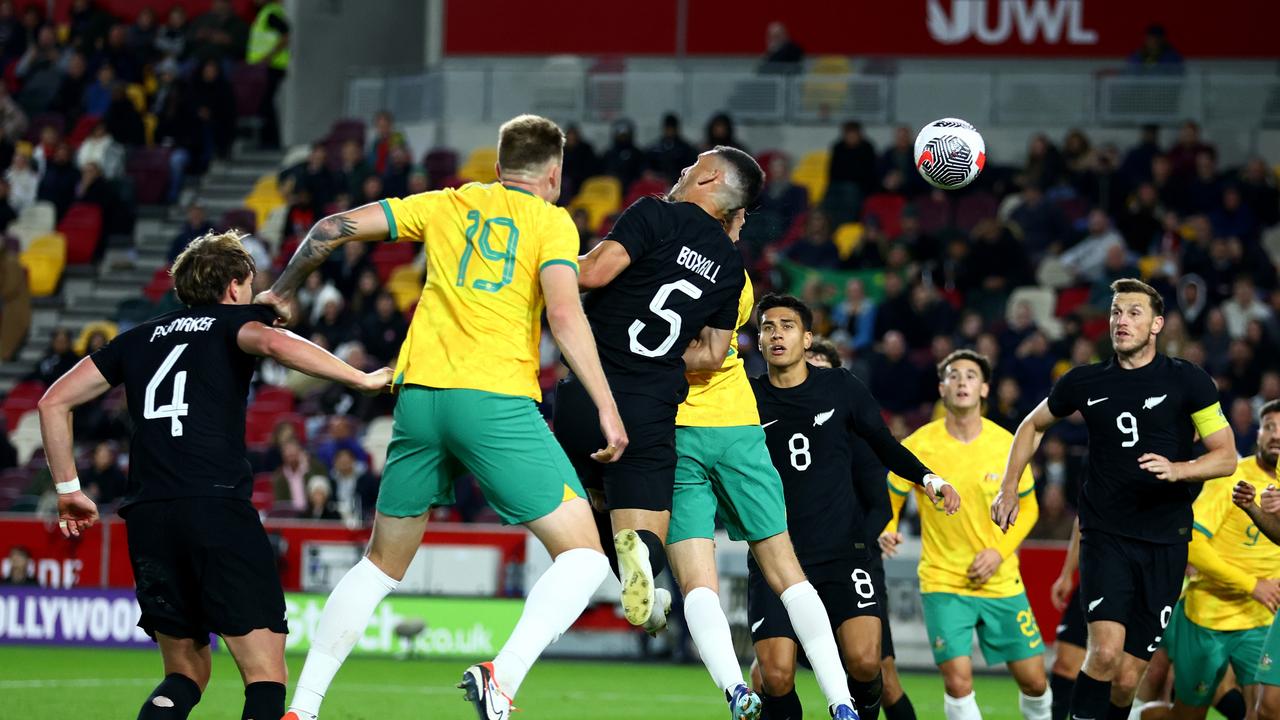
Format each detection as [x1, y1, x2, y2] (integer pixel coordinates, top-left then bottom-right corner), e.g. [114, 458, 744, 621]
[347, 65, 1280, 130]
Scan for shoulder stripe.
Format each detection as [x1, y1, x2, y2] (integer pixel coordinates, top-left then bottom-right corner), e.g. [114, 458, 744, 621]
[539, 259, 578, 273]
[378, 199, 398, 241]
[1192, 521, 1213, 539]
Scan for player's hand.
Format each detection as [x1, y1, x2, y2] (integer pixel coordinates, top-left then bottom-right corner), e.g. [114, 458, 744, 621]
[592, 406, 628, 463]
[57, 491, 99, 538]
[1138, 453, 1179, 482]
[354, 367, 394, 394]
[253, 289, 292, 324]
[1253, 578, 1280, 613]
[990, 487, 1020, 533]
[1261, 486, 1280, 515]
[1233, 481, 1258, 510]
[966, 548, 1003, 586]
[923, 474, 960, 515]
[1050, 573, 1075, 612]
[722, 208, 746, 243]
[878, 531, 903, 558]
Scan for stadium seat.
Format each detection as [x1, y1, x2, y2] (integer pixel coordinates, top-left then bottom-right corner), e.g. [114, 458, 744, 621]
[1137, 255, 1163, 280]
[143, 112, 157, 146]
[953, 192, 998, 233]
[253, 385, 295, 412]
[459, 147, 498, 183]
[18, 233, 66, 296]
[862, 193, 906, 238]
[1006, 286, 1063, 339]
[143, 266, 174, 302]
[371, 243, 416, 283]
[245, 410, 305, 448]
[791, 151, 830, 207]
[10, 409, 43, 465]
[17, 201, 56, 234]
[364, 415, 395, 474]
[833, 222, 863, 260]
[125, 147, 172, 205]
[67, 114, 99, 148]
[1056, 286, 1091, 317]
[388, 264, 423, 311]
[329, 119, 366, 145]
[220, 208, 257, 234]
[58, 203, 103, 264]
[910, 194, 951, 235]
[25, 112, 65, 143]
[424, 148, 459, 189]
[800, 56, 852, 117]
[623, 176, 668, 208]
[2, 396, 36, 432]
[246, 174, 286, 230]
[569, 176, 622, 231]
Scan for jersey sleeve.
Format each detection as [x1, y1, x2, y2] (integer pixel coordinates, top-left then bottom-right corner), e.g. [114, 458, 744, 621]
[90, 337, 126, 386]
[1046, 367, 1080, 418]
[705, 269, 745, 330]
[845, 371, 932, 484]
[603, 196, 665, 261]
[225, 305, 278, 345]
[1183, 363, 1229, 438]
[537, 208, 580, 273]
[379, 190, 450, 243]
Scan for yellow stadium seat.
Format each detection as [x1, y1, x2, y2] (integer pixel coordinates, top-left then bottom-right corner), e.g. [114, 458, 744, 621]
[144, 113, 157, 146]
[577, 176, 622, 202]
[245, 173, 286, 230]
[74, 321, 118, 355]
[568, 176, 622, 230]
[801, 56, 852, 116]
[249, 173, 281, 199]
[388, 265, 424, 311]
[791, 150, 830, 206]
[126, 84, 147, 114]
[810, 56, 853, 75]
[833, 222, 863, 260]
[1137, 255, 1162, 280]
[19, 233, 66, 297]
[460, 147, 499, 183]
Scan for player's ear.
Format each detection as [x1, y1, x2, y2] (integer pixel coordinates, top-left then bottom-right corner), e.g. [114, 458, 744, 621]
[979, 380, 990, 401]
[803, 330, 812, 350]
[1150, 314, 1165, 336]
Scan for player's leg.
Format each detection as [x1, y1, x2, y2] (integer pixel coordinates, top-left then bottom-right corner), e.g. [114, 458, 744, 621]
[1163, 598, 1219, 720]
[835, 615, 885, 719]
[1254, 613, 1280, 720]
[221, 629, 288, 720]
[1215, 625, 1266, 720]
[922, 592, 984, 720]
[1115, 538, 1189, 718]
[747, 564, 806, 719]
[139, 634, 210, 720]
[873, 560, 916, 720]
[1052, 588, 1088, 720]
[974, 593, 1050, 720]
[1071, 531, 1141, 720]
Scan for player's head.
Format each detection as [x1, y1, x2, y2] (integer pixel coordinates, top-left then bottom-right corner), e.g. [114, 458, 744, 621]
[937, 349, 992, 413]
[668, 145, 764, 221]
[757, 294, 813, 370]
[1259, 399, 1280, 469]
[170, 230, 256, 307]
[497, 114, 565, 203]
[805, 336, 842, 368]
[1109, 278, 1164, 356]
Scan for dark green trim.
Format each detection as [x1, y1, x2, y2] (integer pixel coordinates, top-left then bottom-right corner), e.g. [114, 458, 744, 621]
[378, 199, 399, 241]
[1193, 521, 1213, 538]
[539, 259, 578, 273]
[1018, 486, 1035, 498]
[727, 347, 737, 357]
[503, 184, 536, 197]
[888, 483, 910, 496]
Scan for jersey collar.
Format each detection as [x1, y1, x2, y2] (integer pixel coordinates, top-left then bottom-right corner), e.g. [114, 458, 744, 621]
[502, 184, 536, 198]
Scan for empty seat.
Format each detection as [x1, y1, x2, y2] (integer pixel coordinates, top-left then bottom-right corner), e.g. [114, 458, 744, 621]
[18, 232, 66, 296]
[125, 147, 172, 205]
[458, 147, 498, 184]
[791, 150, 830, 207]
[58, 203, 103, 264]
[143, 266, 174, 302]
[371, 243, 416, 283]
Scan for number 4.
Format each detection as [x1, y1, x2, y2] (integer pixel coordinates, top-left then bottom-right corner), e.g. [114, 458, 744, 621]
[145, 344, 190, 437]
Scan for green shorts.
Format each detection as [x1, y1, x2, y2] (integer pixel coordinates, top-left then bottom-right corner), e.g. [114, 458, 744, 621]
[667, 425, 788, 544]
[377, 386, 584, 525]
[1257, 607, 1280, 687]
[1167, 599, 1267, 704]
[921, 591, 1044, 666]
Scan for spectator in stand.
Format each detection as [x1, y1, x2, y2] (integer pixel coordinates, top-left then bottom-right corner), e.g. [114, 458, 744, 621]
[784, 209, 839, 268]
[1230, 397, 1259, 456]
[127, 7, 158, 64]
[1127, 24, 1183, 71]
[347, 267, 380, 322]
[1211, 185, 1258, 243]
[1185, 148, 1223, 214]
[298, 143, 337, 209]
[0, 1, 21, 61]
[873, 271, 913, 341]
[302, 475, 341, 521]
[0, 84, 26, 139]
[964, 218, 1030, 304]
[1062, 129, 1092, 180]
[1222, 277, 1273, 340]
[188, 0, 247, 64]
[188, 58, 236, 160]
[1120, 124, 1160, 187]
[1009, 183, 1069, 257]
[1225, 339, 1262, 400]
[1238, 157, 1279, 228]
[744, 153, 807, 251]
[863, 168, 907, 238]
[98, 23, 142, 83]
[601, 118, 645, 191]
[83, 62, 115, 117]
[879, 125, 922, 194]
[560, 124, 597, 200]
[757, 21, 803, 74]
[49, 51, 89, 123]
[28, 327, 76, 386]
[153, 5, 188, 61]
[360, 291, 407, 366]
[326, 241, 373, 297]
[1011, 330, 1055, 403]
[273, 437, 327, 511]
[381, 145, 412, 198]
[37, 142, 79, 218]
[704, 112, 748, 154]
[259, 420, 297, 473]
[336, 139, 371, 198]
[0, 178, 15, 231]
[2, 546, 39, 585]
[314, 415, 370, 469]
[903, 282, 955, 349]
[647, 113, 697, 185]
[246, 0, 290, 151]
[14, 25, 62, 116]
[366, 110, 406, 175]
[153, 59, 198, 194]
[1059, 209, 1127, 282]
[1168, 120, 1213, 181]
[868, 329, 924, 414]
[1256, 372, 1280, 418]
[1028, 435, 1078, 540]
[329, 447, 378, 523]
[167, 204, 208, 262]
[830, 277, 877, 353]
[828, 120, 877, 198]
[75, 121, 123, 179]
[1118, 182, 1163, 254]
[82, 440, 127, 504]
[1201, 308, 1232, 375]
[988, 376, 1025, 432]
[67, 0, 111, 55]
[103, 80, 144, 147]
[1024, 133, 1065, 189]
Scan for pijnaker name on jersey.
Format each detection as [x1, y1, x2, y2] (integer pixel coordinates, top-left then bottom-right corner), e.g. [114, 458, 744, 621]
[149, 316, 216, 343]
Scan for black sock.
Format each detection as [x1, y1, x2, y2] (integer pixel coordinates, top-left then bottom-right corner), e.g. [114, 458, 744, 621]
[137, 673, 201, 720]
[1069, 671, 1111, 720]
[1214, 688, 1247, 720]
[241, 681, 285, 720]
[1050, 673, 1075, 720]
[849, 673, 883, 720]
[636, 529, 668, 578]
[883, 692, 916, 720]
[761, 688, 803, 720]
[1106, 703, 1131, 720]
[593, 508, 621, 578]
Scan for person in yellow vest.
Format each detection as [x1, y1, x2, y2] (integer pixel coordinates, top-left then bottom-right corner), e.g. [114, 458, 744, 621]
[246, 0, 289, 150]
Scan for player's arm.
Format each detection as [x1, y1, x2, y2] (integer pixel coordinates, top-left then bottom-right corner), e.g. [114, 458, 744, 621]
[1234, 483, 1280, 545]
[236, 322, 391, 392]
[992, 399, 1057, 531]
[972, 466, 1040, 586]
[1051, 517, 1080, 611]
[577, 240, 632, 290]
[256, 202, 391, 321]
[36, 358, 110, 538]
[683, 326, 734, 372]
[542, 263, 628, 462]
[1139, 425, 1237, 483]
[878, 473, 912, 558]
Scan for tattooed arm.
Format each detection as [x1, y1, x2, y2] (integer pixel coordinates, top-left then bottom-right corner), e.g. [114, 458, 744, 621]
[254, 202, 390, 322]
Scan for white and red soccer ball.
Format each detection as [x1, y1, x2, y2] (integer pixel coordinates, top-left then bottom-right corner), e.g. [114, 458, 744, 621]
[914, 118, 986, 190]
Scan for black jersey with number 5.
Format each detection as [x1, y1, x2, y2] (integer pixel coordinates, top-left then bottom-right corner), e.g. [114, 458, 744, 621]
[750, 367, 932, 570]
[583, 197, 745, 402]
[90, 304, 277, 510]
[1047, 354, 1225, 544]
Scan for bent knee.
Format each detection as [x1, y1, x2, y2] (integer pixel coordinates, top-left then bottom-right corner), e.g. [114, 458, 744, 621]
[760, 665, 797, 696]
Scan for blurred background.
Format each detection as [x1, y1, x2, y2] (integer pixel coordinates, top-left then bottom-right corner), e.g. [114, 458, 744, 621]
[0, 0, 1276, 674]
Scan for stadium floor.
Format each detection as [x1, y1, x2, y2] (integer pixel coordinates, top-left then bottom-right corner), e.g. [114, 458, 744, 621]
[1, 645, 1040, 719]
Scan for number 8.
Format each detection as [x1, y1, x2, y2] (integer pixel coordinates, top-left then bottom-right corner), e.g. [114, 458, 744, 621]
[1116, 412, 1139, 448]
[851, 569, 875, 599]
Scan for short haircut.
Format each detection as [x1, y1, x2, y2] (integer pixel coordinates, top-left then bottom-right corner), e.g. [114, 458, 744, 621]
[1110, 278, 1165, 316]
[937, 348, 992, 383]
[808, 337, 842, 368]
[497, 114, 565, 177]
[757, 293, 813, 331]
[9, 545, 32, 559]
[170, 230, 255, 306]
[709, 145, 764, 213]
[1262, 399, 1280, 422]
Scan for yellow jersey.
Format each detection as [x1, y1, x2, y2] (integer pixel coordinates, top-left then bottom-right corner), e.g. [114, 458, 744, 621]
[676, 272, 759, 427]
[1185, 457, 1280, 631]
[887, 418, 1037, 598]
[378, 183, 579, 401]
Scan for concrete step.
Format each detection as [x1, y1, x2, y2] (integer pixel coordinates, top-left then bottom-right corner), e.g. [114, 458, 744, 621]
[17, 345, 44, 364]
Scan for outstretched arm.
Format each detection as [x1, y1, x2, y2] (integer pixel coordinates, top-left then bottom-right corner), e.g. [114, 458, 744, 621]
[37, 358, 112, 537]
[236, 322, 391, 393]
[992, 399, 1057, 532]
[683, 326, 734, 372]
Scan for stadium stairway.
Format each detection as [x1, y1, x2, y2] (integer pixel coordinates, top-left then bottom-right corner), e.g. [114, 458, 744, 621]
[0, 146, 284, 394]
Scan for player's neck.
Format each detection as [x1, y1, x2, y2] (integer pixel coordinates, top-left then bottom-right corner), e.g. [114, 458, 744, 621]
[1114, 343, 1157, 370]
[768, 360, 809, 388]
[943, 408, 983, 443]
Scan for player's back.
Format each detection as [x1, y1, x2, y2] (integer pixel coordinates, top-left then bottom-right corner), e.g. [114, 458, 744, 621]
[89, 303, 277, 509]
[379, 182, 580, 401]
[584, 197, 745, 402]
[676, 272, 758, 427]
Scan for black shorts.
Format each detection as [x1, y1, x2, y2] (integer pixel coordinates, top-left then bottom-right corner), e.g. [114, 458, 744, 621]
[124, 497, 287, 645]
[870, 556, 895, 660]
[1056, 586, 1088, 648]
[748, 559, 885, 647]
[1078, 529, 1187, 661]
[553, 376, 676, 512]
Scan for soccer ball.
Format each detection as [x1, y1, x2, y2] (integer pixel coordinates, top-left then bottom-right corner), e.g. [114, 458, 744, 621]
[914, 118, 986, 190]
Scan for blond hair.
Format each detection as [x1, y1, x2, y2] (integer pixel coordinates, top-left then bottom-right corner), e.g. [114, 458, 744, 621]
[170, 230, 256, 306]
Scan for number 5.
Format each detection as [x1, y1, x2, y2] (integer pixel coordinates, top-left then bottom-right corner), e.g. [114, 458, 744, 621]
[145, 344, 190, 436]
[629, 279, 702, 357]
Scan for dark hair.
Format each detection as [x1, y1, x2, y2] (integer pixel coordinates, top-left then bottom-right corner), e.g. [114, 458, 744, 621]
[807, 337, 842, 368]
[757, 293, 813, 331]
[937, 349, 993, 383]
[842, 120, 863, 134]
[497, 114, 565, 176]
[710, 145, 764, 212]
[170, 230, 255, 306]
[1110, 277, 1165, 316]
[1262, 399, 1280, 422]
[662, 113, 680, 130]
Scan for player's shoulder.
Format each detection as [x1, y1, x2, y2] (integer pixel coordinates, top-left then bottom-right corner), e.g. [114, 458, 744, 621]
[979, 417, 1016, 444]
[903, 418, 946, 447]
[1164, 354, 1213, 382]
[1059, 359, 1111, 383]
[1233, 454, 1266, 483]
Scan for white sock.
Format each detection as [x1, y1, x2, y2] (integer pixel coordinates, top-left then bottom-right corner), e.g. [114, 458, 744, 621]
[944, 691, 983, 720]
[1020, 688, 1052, 720]
[1128, 700, 1154, 720]
[289, 557, 399, 718]
[493, 548, 609, 698]
[779, 581, 852, 710]
[683, 586, 745, 693]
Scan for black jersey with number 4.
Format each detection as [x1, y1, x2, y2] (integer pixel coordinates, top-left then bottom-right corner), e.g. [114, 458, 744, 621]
[90, 304, 277, 510]
[584, 197, 745, 402]
[750, 366, 932, 570]
[1047, 354, 1225, 544]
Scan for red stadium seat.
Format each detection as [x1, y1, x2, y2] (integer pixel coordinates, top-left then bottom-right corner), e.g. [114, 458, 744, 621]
[862, 193, 906, 239]
[1056, 286, 1091, 317]
[220, 208, 258, 234]
[245, 410, 305, 448]
[143, 266, 174, 302]
[424, 148, 459, 189]
[371, 242, 416, 282]
[623, 176, 668, 208]
[125, 147, 172, 205]
[7, 380, 45, 401]
[58, 203, 103, 264]
[66, 115, 100, 148]
[2, 397, 36, 432]
[252, 386, 295, 412]
[953, 192, 997, 233]
[911, 194, 952, 235]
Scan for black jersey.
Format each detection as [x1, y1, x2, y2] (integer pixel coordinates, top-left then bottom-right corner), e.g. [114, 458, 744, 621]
[583, 197, 745, 402]
[90, 304, 276, 510]
[750, 366, 932, 569]
[1047, 353, 1225, 544]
